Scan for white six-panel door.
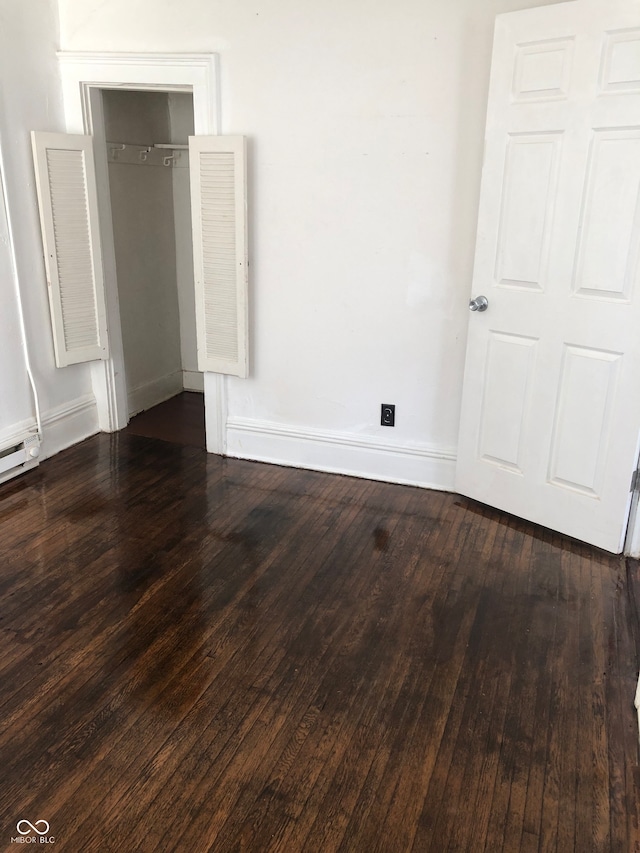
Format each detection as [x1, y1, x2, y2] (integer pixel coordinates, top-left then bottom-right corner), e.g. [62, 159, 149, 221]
[456, 0, 640, 553]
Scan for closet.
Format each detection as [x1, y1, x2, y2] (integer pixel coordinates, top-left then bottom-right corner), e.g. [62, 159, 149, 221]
[102, 89, 200, 417]
[31, 73, 248, 447]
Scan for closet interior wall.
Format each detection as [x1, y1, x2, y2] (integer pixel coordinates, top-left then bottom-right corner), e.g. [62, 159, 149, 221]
[102, 89, 199, 419]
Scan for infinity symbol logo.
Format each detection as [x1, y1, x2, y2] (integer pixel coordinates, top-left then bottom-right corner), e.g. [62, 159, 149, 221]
[16, 820, 50, 836]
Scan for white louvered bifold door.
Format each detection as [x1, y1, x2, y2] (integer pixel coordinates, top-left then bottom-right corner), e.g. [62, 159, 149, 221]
[31, 132, 108, 367]
[189, 135, 248, 377]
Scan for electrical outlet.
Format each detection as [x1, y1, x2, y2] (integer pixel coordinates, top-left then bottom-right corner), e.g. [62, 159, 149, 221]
[381, 404, 395, 427]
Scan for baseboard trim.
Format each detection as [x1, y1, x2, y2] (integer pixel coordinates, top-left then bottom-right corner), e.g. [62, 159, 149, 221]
[226, 417, 456, 491]
[41, 393, 99, 459]
[128, 371, 183, 417]
[0, 416, 38, 451]
[183, 370, 204, 392]
[0, 394, 100, 467]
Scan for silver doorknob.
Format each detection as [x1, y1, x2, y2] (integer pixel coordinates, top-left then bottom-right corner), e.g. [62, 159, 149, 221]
[469, 295, 489, 312]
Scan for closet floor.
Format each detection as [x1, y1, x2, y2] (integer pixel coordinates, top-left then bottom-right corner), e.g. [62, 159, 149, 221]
[122, 391, 205, 448]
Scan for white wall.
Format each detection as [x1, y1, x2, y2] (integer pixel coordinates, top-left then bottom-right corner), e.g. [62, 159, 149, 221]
[103, 89, 183, 415]
[58, 0, 566, 487]
[168, 93, 201, 391]
[0, 0, 97, 458]
[0, 173, 31, 440]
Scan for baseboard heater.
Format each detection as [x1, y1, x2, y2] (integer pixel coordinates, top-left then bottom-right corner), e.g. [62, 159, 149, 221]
[0, 434, 41, 485]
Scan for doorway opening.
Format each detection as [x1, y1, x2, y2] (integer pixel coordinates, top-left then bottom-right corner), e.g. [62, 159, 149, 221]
[99, 88, 202, 446]
[57, 52, 229, 452]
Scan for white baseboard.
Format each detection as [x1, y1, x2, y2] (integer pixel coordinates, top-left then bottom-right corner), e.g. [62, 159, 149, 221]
[183, 370, 204, 392]
[127, 371, 183, 417]
[41, 393, 99, 459]
[226, 417, 457, 491]
[0, 415, 38, 451]
[0, 393, 99, 483]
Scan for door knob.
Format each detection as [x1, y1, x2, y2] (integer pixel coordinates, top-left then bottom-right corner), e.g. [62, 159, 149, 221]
[469, 295, 489, 312]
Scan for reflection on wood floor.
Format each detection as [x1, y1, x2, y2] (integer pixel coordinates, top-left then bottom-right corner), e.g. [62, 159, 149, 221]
[0, 431, 638, 852]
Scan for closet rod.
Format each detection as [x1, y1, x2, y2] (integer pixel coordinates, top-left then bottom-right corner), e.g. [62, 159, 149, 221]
[106, 141, 189, 150]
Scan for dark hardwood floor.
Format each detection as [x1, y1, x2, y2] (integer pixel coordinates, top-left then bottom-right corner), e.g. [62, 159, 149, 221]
[122, 391, 205, 448]
[0, 432, 638, 852]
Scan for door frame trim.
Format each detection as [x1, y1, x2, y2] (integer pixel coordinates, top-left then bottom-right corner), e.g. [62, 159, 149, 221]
[624, 436, 640, 556]
[56, 51, 227, 452]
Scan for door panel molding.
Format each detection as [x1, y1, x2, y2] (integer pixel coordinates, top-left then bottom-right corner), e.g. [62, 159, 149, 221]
[456, 1, 640, 553]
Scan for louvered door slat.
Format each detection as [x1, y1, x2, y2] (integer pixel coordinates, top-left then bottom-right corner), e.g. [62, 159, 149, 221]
[31, 132, 108, 367]
[189, 136, 248, 377]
